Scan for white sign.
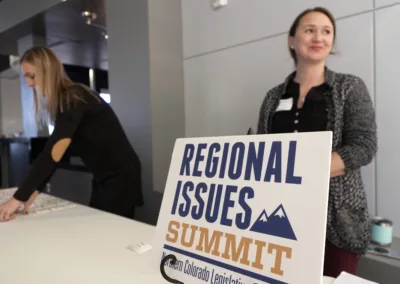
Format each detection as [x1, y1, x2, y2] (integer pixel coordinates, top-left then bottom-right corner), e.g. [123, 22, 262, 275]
[153, 132, 332, 284]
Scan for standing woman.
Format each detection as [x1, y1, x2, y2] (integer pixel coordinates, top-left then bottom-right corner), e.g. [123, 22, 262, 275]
[257, 7, 377, 277]
[0, 46, 144, 220]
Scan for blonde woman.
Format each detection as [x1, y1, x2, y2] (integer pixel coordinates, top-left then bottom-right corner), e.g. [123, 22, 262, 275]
[0, 46, 143, 220]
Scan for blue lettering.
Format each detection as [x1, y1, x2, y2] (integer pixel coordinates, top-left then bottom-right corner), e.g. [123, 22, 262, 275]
[193, 143, 207, 177]
[179, 140, 301, 185]
[205, 184, 223, 223]
[179, 144, 195, 176]
[218, 143, 230, 178]
[286, 141, 302, 184]
[172, 182, 256, 231]
[178, 181, 194, 217]
[205, 143, 220, 178]
[171, 180, 182, 215]
[220, 185, 237, 227]
[191, 182, 207, 220]
[228, 143, 245, 180]
[235, 186, 254, 230]
[264, 141, 282, 183]
[244, 142, 265, 181]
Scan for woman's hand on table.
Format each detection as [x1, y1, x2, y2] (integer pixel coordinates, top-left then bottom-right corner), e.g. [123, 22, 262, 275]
[0, 190, 39, 221]
[0, 197, 22, 222]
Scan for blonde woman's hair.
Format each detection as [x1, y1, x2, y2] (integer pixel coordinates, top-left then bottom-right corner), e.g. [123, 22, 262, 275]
[20, 46, 98, 123]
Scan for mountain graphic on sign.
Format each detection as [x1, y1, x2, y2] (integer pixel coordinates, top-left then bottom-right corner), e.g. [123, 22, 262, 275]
[249, 204, 297, 241]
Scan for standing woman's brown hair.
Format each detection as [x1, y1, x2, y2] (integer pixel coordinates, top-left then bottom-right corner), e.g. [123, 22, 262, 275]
[20, 46, 97, 123]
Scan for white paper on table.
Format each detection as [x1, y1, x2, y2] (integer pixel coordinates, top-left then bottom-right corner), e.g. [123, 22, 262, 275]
[333, 272, 379, 284]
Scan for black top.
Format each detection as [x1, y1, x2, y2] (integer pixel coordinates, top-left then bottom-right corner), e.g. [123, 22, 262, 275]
[13, 85, 144, 206]
[257, 67, 378, 254]
[270, 79, 328, 134]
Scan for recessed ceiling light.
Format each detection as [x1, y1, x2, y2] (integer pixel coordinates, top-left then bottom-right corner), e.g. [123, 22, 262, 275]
[81, 11, 97, 25]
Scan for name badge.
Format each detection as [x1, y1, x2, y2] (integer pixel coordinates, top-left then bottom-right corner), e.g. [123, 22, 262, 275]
[276, 98, 293, 112]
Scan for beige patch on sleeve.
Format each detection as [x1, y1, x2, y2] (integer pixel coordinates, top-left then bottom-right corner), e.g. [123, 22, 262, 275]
[51, 138, 72, 162]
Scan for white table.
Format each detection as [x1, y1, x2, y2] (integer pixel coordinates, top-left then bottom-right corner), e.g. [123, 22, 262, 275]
[0, 194, 165, 284]
[0, 190, 335, 284]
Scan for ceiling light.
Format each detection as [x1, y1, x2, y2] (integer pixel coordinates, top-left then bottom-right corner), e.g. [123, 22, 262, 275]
[81, 11, 97, 25]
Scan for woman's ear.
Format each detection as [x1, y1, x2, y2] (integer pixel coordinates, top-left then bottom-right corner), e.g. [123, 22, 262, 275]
[288, 37, 294, 50]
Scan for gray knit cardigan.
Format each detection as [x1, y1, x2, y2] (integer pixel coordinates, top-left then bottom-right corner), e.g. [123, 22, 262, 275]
[257, 67, 377, 254]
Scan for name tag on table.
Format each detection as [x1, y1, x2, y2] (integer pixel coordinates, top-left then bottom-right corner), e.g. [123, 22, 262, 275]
[276, 98, 293, 112]
[127, 242, 152, 254]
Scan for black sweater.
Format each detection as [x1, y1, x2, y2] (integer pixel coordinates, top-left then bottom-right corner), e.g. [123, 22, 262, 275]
[13, 85, 144, 207]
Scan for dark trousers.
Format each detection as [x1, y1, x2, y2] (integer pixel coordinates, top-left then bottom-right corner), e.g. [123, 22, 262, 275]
[323, 241, 360, 278]
[90, 179, 136, 220]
